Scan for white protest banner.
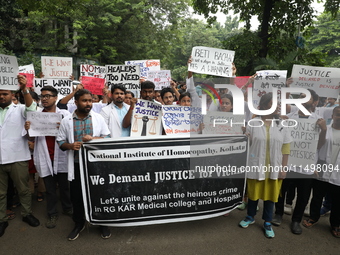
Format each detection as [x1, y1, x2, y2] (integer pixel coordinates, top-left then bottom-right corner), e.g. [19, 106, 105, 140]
[81, 76, 105, 95]
[34, 78, 72, 96]
[202, 112, 244, 135]
[80, 135, 247, 226]
[291, 64, 340, 97]
[19, 63, 35, 87]
[288, 118, 319, 167]
[0, 54, 19, 90]
[252, 70, 287, 109]
[147, 70, 171, 90]
[80, 64, 106, 79]
[41, 56, 72, 79]
[105, 65, 140, 90]
[188, 46, 235, 77]
[125, 60, 160, 78]
[162, 105, 202, 135]
[130, 99, 162, 137]
[27, 112, 62, 137]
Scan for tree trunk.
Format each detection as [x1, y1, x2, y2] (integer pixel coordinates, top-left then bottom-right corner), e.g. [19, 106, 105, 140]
[258, 0, 275, 58]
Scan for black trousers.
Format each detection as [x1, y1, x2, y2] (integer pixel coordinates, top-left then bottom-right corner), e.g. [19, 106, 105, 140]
[70, 163, 85, 227]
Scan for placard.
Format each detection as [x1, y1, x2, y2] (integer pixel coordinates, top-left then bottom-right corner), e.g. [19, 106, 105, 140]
[147, 70, 171, 90]
[80, 135, 247, 226]
[162, 106, 202, 135]
[188, 46, 235, 77]
[27, 112, 62, 137]
[19, 63, 35, 87]
[291, 64, 340, 97]
[125, 60, 160, 78]
[41, 56, 73, 79]
[0, 54, 19, 90]
[202, 112, 244, 135]
[105, 65, 140, 90]
[80, 64, 106, 78]
[81, 76, 105, 95]
[34, 78, 72, 96]
[130, 99, 162, 137]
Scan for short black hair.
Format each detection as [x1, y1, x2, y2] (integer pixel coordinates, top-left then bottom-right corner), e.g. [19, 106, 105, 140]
[125, 91, 135, 97]
[111, 84, 126, 94]
[41, 86, 58, 96]
[30, 91, 39, 102]
[179, 92, 191, 101]
[161, 87, 174, 100]
[141, 81, 155, 90]
[74, 89, 92, 101]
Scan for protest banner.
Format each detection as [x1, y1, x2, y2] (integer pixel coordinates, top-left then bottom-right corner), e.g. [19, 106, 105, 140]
[147, 70, 171, 90]
[80, 135, 247, 226]
[80, 64, 106, 78]
[291, 64, 340, 97]
[202, 112, 244, 135]
[162, 106, 202, 135]
[41, 56, 73, 79]
[252, 70, 287, 109]
[81, 76, 105, 95]
[19, 63, 35, 87]
[130, 99, 162, 137]
[105, 65, 140, 90]
[34, 78, 72, 96]
[27, 112, 62, 137]
[287, 118, 319, 168]
[125, 59, 160, 78]
[0, 54, 19, 90]
[188, 46, 235, 77]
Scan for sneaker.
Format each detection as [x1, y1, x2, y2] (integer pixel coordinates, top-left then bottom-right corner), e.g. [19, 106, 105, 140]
[239, 216, 255, 228]
[263, 222, 275, 238]
[46, 215, 58, 229]
[62, 209, 73, 217]
[22, 214, 40, 227]
[67, 225, 85, 241]
[100, 226, 111, 239]
[271, 214, 282, 226]
[320, 206, 331, 216]
[237, 201, 247, 210]
[284, 204, 293, 215]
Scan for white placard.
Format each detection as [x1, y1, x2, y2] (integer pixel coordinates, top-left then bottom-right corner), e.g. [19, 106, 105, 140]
[34, 78, 72, 96]
[125, 60, 160, 78]
[0, 54, 19, 90]
[105, 65, 140, 90]
[27, 112, 62, 137]
[41, 56, 73, 79]
[188, 46, 235, 77]
[147, 70, 171, 90]
[80, 64, 106, 79]
[202, 111, 244, 135]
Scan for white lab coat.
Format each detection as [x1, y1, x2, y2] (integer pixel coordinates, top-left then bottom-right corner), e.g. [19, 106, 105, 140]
[0, 104, 31, 164]
[246, 117, 292, 180]
[100, 102, 130, 138]
[56, 110, 110, 181]
[33, 108, 70, 178]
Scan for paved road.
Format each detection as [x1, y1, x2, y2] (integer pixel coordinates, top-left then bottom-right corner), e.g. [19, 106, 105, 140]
[2, 197, 339, 255]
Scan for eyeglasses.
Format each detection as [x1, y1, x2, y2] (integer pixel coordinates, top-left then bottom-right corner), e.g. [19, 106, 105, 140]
[40, 94, 56, 99]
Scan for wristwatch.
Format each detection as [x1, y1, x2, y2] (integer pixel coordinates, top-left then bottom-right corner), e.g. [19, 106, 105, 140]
[21, 88, 30, 95]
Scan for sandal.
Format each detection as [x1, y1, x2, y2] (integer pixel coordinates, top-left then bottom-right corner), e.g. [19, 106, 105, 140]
[331, 226, 340, 238]
[37, 192, 44, 202]
[6, 209, 16, 220]
[302, 219, 318, 228]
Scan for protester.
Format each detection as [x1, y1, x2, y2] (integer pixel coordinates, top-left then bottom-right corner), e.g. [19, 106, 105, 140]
[124, 91, 134, 105]
[0, 75, 40, 237]
[160, 87, 176, 105]
[57, 89, 111, 240]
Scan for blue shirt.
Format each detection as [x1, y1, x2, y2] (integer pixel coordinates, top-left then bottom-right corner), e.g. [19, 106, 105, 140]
[114, 104, 130, 137]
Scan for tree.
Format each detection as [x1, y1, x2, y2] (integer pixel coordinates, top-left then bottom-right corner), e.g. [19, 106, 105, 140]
[192, 0, 339, 59]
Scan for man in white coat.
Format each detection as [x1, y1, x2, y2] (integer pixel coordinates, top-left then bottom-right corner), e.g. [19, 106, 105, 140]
[27, 86, 72, 229]
[57, 89, 111, 241]
[100, 84, 130, 138]
[0, 75, 40, 237]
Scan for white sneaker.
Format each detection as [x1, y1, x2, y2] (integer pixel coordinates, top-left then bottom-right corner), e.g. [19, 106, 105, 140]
[284, 204, 293, 215]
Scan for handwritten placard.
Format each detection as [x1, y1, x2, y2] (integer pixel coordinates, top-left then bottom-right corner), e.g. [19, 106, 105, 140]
[0, 54, 19, 90]
[19, 63, 35, 88]
[188, 46, 235, 77]
[125, 60, 160, 78]
[34, 78, 72, 96]
[202, 112, 244, 135]
[81, 76, 105, 95]
[287, 118, 319, 167]
[147, 70, 171, 90]
[291, 65, 340, 97]
[41, 56, 72, 79]
[80, 64, 106, 78]
[105, 65, 140, 90]
[130, 99, 162, 137]
[162, 106, 202, 135]
[27, 112, 62, 137]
